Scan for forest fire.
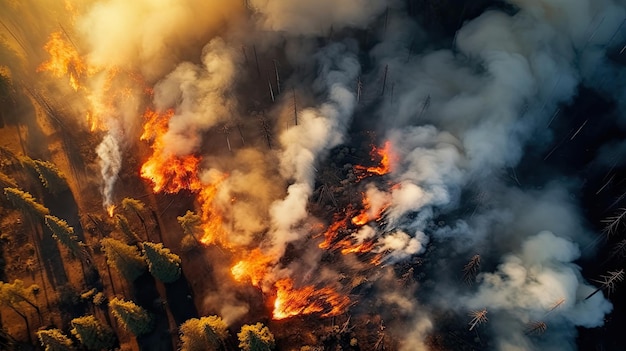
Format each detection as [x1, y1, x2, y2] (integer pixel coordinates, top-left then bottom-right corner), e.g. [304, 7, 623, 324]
[38, 31, 86, 91]
[197, 174, 228, 245]
[231, 248, 276, 287]
[272, 278, 351, 320]
[139, 108, 203, 194]
[355, 141, 395, 179]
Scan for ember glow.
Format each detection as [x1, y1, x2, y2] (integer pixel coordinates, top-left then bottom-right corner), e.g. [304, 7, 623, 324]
[355, 141, 395, 179]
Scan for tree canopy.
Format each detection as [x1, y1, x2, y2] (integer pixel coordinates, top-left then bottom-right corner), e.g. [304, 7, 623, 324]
[70, 315, 116, 351]
[179, 315, 229, 351]
[143, 242, 181, 283]
[3, 187, 50, 218]
[37, 328, 74, 351]
[238, 323, 275, 351]
[34, 160, 68, 194]
[100, 237, 146, 281]
[115, 214, 141, 244]
[45, 215, 85, 258]
[109, 297, 154, 336]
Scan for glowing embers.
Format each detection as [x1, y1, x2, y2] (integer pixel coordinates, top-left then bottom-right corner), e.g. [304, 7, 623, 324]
[139, 108, 202, 194]
[355, 141, 396, 180]
[272, 278, 350, 320]
[38, 31, 87, 91]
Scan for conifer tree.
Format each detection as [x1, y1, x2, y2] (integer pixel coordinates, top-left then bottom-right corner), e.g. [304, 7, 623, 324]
[37, 328, 74, 351]
[121, 197, 149, 239]
[45, 215, 86, 259]
[0, 171, 17, 188]
[100, 238, 146, 281]
[238, 323, 275, 351]
[34, 160, 68, 194]
[0, 279, 41, 319]
[143, 242, 181, 283]
[115, 214, 141, 245]
[109, 297, 154, 336]
[70, 315, 116, 351]
[179, 316, 229, 351]
[3, 187, 49, 219]
[178, 210, 202, 241]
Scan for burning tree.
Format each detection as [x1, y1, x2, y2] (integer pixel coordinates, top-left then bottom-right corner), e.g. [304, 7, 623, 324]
[109, 297, 154, 336]
[100, 238, 146, 281]
[36, 328, 75, 351]
[3, 187, 50, 219]
[33, 160, 68, 195]
[238, 323, 275, 351]
[142, 242, 181, 283]
[70, 315, 116, 351]
[179, 315, 229, 351]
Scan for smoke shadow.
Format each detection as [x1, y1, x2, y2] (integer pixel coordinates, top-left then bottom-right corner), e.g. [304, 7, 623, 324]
[164, 275, 198, 325]
[132, 272, 174, 351]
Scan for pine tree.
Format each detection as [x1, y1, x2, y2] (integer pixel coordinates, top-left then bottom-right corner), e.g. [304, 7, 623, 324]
[143, 242, 181, 283]
[37, 328, 74, 351]
[34, 160, 68, 194]
[121, 197, 149, 240]
[178, 210, 202, 241]
[115, 214, 141, 245]
[179, 316, 229, 351]
[238, 323, 275, 351]
[70, 315, 116, 351]
[45, 215, 86, 259]
[100, 238, 146, 281]
[109, 297, 154, 336]
[0, 279, 41, 319]
[0, 171, 17, 188]
[3, 187, 50, 219]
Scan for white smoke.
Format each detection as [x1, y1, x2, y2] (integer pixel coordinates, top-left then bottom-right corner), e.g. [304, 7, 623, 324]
[96, 132, 121, 210]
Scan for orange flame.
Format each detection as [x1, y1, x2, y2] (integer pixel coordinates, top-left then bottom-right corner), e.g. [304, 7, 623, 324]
[139, 108, 203, 194]
[231, 249, 276, 287]
[198, 173, 228, 245]
[106, 205, 115, 217]
[38, 31, 87, 91]
[272, 278, 351, 320]
[355, 141, 396, 179]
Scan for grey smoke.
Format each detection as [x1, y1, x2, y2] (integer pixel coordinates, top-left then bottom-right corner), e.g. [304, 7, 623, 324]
[96, 132, 121, 210]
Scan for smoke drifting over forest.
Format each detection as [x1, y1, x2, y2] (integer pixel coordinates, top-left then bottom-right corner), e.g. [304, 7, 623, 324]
[3, 0, 626, 350]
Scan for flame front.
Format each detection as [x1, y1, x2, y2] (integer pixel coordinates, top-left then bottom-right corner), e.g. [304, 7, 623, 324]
[272, 278, 351, 320]
[38, 31, 87, 91]
[355, 141, 396, 179]
[139, 108, 203, 194]
[231, 248, 275, 287]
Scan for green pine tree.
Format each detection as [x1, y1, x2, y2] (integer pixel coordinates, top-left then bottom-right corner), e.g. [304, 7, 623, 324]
[115, 214, 141, 244]
[100, 238, 146, 281]
[34, 160, 68, 194]
[70, 315, 116, 351]
[37, 328, 74, 351]
[3, 187, 50, 219]
[143, 242, 181, 283]
[179, 316, 229, 351]
[45, 215, 86, 259]
[109, 297, 154, 336]
[238, 323, 275, 351]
